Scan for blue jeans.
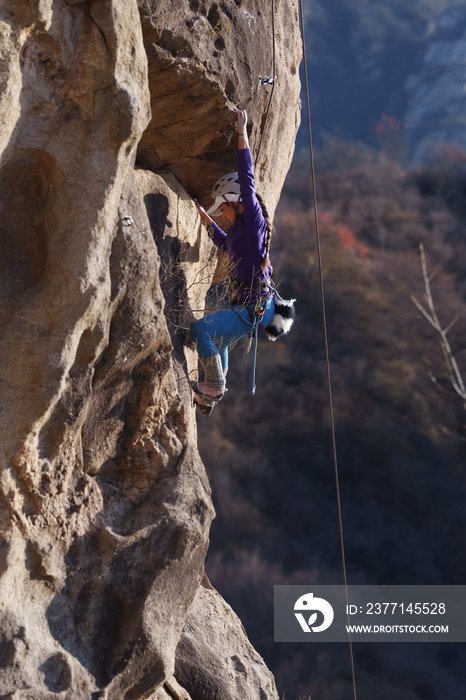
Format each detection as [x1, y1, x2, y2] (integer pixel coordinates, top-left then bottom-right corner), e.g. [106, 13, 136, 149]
[191, 297, 276, 372]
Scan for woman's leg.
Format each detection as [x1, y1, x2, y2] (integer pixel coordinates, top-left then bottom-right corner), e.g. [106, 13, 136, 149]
[190, 297, 274, 402]
[191, 306, 253, 395]
[198, 354, 225, 394]
[220, 345, 229, 374]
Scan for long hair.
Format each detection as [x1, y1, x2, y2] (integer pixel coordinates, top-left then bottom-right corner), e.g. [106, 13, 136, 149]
[256, 193, 273, 273]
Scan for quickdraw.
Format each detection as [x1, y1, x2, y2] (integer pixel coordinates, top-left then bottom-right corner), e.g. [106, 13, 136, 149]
[259, 75, 277, 86]
[247, 298, 267, 395]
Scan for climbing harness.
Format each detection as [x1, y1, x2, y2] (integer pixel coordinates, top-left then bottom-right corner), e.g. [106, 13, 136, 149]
[298, 1, 358, 698]
[230, 274, 295, 391]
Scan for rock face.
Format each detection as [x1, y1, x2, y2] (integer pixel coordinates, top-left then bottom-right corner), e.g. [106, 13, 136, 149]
[405, 6, 466, 163]
[175, 586, 279, 700]
[0, 0, 300, 697]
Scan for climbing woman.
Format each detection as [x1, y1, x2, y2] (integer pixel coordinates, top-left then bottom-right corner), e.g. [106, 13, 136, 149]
[191, 109, 294, 415]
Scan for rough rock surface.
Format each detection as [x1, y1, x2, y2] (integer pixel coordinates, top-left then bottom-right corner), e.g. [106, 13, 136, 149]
[175, 584, 279, 700]
[0, 0, 300, 697]
[134, 167, 219, 415]
[405, 6, 466, 163]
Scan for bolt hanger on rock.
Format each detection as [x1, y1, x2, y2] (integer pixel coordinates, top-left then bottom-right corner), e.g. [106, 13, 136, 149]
[259, 75, 277, 86]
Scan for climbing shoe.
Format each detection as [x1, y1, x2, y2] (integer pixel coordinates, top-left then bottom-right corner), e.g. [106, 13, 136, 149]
[190, 381, 224, 416]
[194, 398, 214, 416]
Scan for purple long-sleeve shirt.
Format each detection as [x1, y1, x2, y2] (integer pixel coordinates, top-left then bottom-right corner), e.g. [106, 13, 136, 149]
[208, 147, 273, 305]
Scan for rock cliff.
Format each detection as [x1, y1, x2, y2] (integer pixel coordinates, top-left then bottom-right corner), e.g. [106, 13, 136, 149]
[0, 1, 301, 698]
[405, 6, 466, 163]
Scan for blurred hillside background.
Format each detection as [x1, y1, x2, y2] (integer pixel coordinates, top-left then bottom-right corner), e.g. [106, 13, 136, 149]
[199, 1, 466, 698]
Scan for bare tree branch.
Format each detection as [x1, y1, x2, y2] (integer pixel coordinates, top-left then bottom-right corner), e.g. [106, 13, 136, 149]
[411, 294, 436, 328]
[413, 243, 466, 404]
[427, 370, 458, 397]
[438, 424, 466, 442]
[444, 316, 460, 335]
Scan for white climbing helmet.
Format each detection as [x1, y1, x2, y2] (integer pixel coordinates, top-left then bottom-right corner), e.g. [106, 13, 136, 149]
[206, 172, 241, 217]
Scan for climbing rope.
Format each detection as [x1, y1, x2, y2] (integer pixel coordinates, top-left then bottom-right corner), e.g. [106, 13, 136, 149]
[297, 1, 358, 698]
[254, 0, 276, 169]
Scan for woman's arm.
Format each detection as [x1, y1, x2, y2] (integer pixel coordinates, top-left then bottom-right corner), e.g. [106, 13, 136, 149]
[237, 110, 249, 150]
[194, 199, 228, 253]
[194, 199, 213, 227]
[195, 111, 248, 220]
[235, 111, 265, 229]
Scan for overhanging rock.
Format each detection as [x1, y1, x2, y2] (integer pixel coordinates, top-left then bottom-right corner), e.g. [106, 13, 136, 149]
[138, 0, 302, 215]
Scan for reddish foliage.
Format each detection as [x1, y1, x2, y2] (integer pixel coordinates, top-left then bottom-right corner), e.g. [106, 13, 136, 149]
[336, 224, 368, 256]
[375, 113, 404, 135]
[319, 210, 368, 256]
[443, 144, 466, 164]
